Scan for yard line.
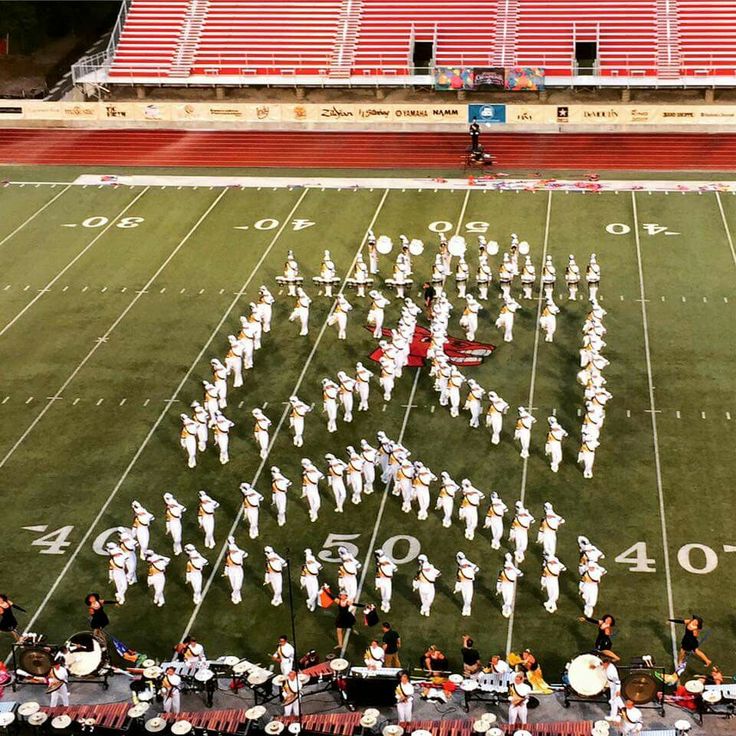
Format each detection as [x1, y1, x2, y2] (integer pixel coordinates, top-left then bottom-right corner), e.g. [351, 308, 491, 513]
[505, 188, 553, 655]
[181, 188, 391, 640]
[631, 192, 678, 662]
[715, 192, 736, 269]
[0, 184, 72, 249]
[0, 188, 150, 338]
[0, 189, 227, 474]
[12, 188, 310, 647]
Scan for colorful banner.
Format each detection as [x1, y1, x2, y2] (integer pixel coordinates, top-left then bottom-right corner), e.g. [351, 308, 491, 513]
[471, 67, 506, 90]
[468, 104, 507, 125]
[434, 66, 475, 91]
[506, 67, 545, 91]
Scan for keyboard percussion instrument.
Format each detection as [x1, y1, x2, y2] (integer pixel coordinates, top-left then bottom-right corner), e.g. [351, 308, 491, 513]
[461, 671, 515, 711]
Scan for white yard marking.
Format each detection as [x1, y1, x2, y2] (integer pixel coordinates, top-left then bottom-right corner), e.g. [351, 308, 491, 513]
[676, 410, 681, 419]
[23, 285, 29, 291]
[1, 397, 8, 404]
[96, 399, 104, 406]
[506, 189, 553, 654]
[701, 411, 706, 419]
[0, 188, 150, 338]
[0, 184, 72, 249]
[12, 189, 313, 646]
[0, 189, 228, 475]
[119, 399, 126, 406]
[25, 397, 33, 404]
[181, 189, 391, 640]
[715, 192, 736, 269]
[82, 286, 88, 293]
[72, 398, 80, 406]
[631, 191, 678, 661]
[727, 411, 732, 420]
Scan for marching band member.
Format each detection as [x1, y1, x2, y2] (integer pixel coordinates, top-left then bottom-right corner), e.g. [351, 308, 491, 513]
[447, 365, 465, 418]
[315, 249, 339, 297]
[163, 492, 186, 556]
[379, 354, 396, 402]
[464, 378, 485, 428]
[435, 356, 452, 407]
[509, 501, 535, 563]
[364, 639, 386, 670]
[347, 253, 371, 297]
[191, 401, 209, 451]
[326, 453, 348, 513]
[578, 536, 605, 573]
[541, 553, 566, 613]
[396, 239, 412, 278]
[240, 483, 264, 539]
[249, 300, 266, 349]
[210, 358, 228, 408]
[498, 253, 513, 301]
[614, 698, 643, 735]
[544, 416, 568, 473]
[160, 665, 181, 714]
[537, 501, 564, 557]
[580, 559, 607, 618]
[455, 256, 469, 298]
[300, 458, 324, 522]
[367, 231, 379, 274]
[495, 298, 521, 343]
[202, 380, 220, 418]
[328, 294, 352, 340]
[412, 461, 436, 521]
[460, 293, 478, 340]
[338, 546, 361, 600]
[106, 542, 128, 605]
[597, 656, 621, 721]
[541, 254, 556, 302]
[395, 455, 414, 512]
[485, 390, 509, 445]
[281, 250, 300, 297]
[454, 552, 479, 617]
[431, 253, 448, 288]
[360, 439, 378, 494]
[197, 490, 219, 549]
[498, 553, 522, 618]
[436, 471, 458, 528]
[413, 554, 440, 617]
[355, 361, 373, 412]
[224, 536, 246, 604]
[47, 655, 70, 707]
[586, 253, 601, 301]
[508, 671, 532, 726]
[539, 299, 560, 343]
[144, 549, 170, 607]
[184, 544, 208, 605]
[578, 436, 600, 479]
[459, 479, 484, 541]
[264, 546, 287, 606]
[322, 378, 339, 433]
[252, 408, 271, 459]
[272, 634, 295, 676]
[484, 491, 508, 550]
[288, 395, 311, 448]
[367, 290, 390, 339]
[346, 446, 364, 505]
[118, 527, 138, 584]
[255, 286, 274, 333]
[300, 549, 322, 611]
[337, 371, 355, 423]
[282, 669, 302, 717]
[131, 500, 154, 559]
[270, 466, 291, 527]
[565, 255, 580, 300]
[238, 317, 257, 370]
[289, 287, 311, 336]
[520, 255, 536, 300]
[514, 407, 536, 459]
[477, 243, 492, 300]
[180, 413, 199, 468]
[210, 410, 234, 465]
[395, 671, 415, 724]
[376, 431, 393, 478]
[374, 548, 397, 613]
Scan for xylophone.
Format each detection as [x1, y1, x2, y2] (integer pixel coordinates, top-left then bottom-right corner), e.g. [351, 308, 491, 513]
[300, 662, 334, 683]
[279, 712, 362, 736]
[349, 668, 402, 679]
[406, 721, 594, 736]
[40, 703, 130, 731]
[161, 709, 248, 735]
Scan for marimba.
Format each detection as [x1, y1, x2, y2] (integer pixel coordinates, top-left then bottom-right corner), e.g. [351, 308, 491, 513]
[40, 703, 130, 731]
[162, 709, 248, 736]
[279, 712, 362, 736]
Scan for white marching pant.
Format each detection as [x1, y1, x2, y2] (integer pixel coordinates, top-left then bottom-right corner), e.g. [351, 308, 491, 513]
[380, 375, 395, 402]
[135, 527, 150, 559]
[340, 576, 358, 600]
[546, 441, 562, 472]
[260, 306, 272, 333]
[363, 463, 375, 493]
[215, 433, 230, 464]
[487, 413, 503, 445]
[522, 282, 533, 300]
[417, 582, 435, 616]
[302, 576, 319, 611]
[398, 479, 413, 510]
[580, 581, 599, 617]
[187, 571, 203, 604]
[125, 550, 137, 584]
[148, 574, 165, 607]
[485, 516, 503, 550]
[462, 316, 477, 341]
[328, 312, 348, 340]
[467, 399, 481, 428]
[415, 488, 430, 520]
[589, 282, 599, 301]
[200, 516, 215, 549]
[267, 572, 283, 606]
[478, 283, 489, 300]
[448, 387, 461, 417]
[508, 702, 527, 726]
[396, 699, 413, 723]
[167, 519, 183, 556]
[284, 700, 300, 718]
[543, 283, 554, 301]
[495, 313, 514, 342]
[357, 383, 369, 411]
[498, 581, 514, 618]
[245, 508, 260, 539]
[376, 577, 393, 612]
[511, 529, 529, 563]
[290, 307, 309, 336]
[182, 435, 197, 468]
[608, 687, 621, 719]
[579, 449, 596, 479]
[50, 685, 70, 708]
[539, 530, 557, 557]
[369, 310, 384, 339]
[436, 496, 453, 528]
[255, 429, 269, 459]
[348, 473, 363, 504]
[500, 282, 511, 301]
[303, 487, 321, 522]
[341, 393, 354, 422]
[163, 690, 181, 714]
[290, 416, 305, 447]
[226, 566, 243, 604]
[460, 507, 478, 540]
[195, 423, 207, 452]
[214, 378, 227, 408]
[110, 569, 127, 604]
[543, 576, 559, 613]
[515, 427, 531, 459]
[540, 314, 556, 343]
[568, 283, 578, 300]
[274, 495, 287, 527]
[242, 341, 254, 370]
[331, 480, 346, 512]
[455, 579, 474, 616]
[324, 401, 338, 433]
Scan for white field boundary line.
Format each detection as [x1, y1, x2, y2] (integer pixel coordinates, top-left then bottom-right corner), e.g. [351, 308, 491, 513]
[0, 187, 150, 337]
[0, 188, 227, 474]
[715, 192, 736, 269]
[0, 184, 72, 249]
[505, 188, 553, 655]
[11, 188, 312, 651]
[343, 187, 472, 655]
[181, 187, 391, 639]
[631, 191, 678, 663]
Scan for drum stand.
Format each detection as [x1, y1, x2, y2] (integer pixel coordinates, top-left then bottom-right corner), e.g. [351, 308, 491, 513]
[562, 684, 609, 710]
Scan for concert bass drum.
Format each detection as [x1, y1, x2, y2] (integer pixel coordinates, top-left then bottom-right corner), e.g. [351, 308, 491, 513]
[64, 632, 109, 677]
[564, 654, 607, 698]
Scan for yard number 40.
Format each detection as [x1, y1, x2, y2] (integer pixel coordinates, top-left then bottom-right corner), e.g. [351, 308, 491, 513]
[615, 541, 729, 575]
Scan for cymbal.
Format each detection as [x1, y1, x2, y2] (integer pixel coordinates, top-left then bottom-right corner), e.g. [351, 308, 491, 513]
[18, 702, 40, 717]
[245, 706, 266, 720]
[171, 720, 192, 735]
[29, 713, 48, 727]
[51, 715, 71, 730]
[145, 717, 167, 733]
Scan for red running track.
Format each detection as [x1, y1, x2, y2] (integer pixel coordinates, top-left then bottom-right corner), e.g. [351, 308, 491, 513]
[0, 128, 733, 169]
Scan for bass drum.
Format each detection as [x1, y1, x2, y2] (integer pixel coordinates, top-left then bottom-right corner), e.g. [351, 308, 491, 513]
[622, 670, 659, 705]
[566, 653, 607, 697]
[64, 632, 108, 677]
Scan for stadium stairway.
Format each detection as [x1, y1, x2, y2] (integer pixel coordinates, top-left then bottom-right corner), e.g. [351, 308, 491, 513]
[1, 129, 736, 170]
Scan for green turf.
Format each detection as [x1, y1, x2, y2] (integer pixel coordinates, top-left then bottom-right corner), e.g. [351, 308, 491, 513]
[0, 176, 734, 685]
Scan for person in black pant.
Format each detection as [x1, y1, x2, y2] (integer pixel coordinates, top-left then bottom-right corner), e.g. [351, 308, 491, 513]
[461, 634, 481, 676]
[668, 615, 712, 669]
[382, 622, 401, 668]
[469, 118, 481, 152]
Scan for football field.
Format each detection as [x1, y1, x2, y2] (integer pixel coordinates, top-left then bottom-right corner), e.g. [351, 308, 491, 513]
[0, 170, 735, 682]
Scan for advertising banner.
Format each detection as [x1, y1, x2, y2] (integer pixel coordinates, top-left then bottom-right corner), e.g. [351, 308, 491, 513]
[468, 104, 507, 125]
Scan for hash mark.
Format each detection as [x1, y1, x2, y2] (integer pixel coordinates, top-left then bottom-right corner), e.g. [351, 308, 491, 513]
[382, 404, 387, 412]
[676, 410, 681, 419]
[727, 412, 732, 420]
[62, 286, 68, 292]
[119, 399, 126, 406]
[1, 396, 8, 404]
[23, 285, 29, 291]
[143, 399, 150, 406]
[180, 288, 186, 294]
[620, 295, 624, 301]
[703, 296, 708, 303]
[626, 409, 631, 418]
[577, 408, 582, 416]
[725, 297, 729, 304]
[25, 396, 33, 404]
[701, 411, 706, 419]
[160, 288, 166, 294]
[96, 398, 104, 406]
[661, 296, 666, 302]
[681, 296, 686, 302]
[430, 405, 435, 414]
[101, 287, 107, 293]
[262, 402, 268, 409]
[238, 401, 244, 409]
[73, 398, 80, 406]
[121, 287, 126, 293]
[219, 289, 224, 295]
[3, 285, 9, 291]
[198, 289, 205, 294]
[82, 286, 88, 292]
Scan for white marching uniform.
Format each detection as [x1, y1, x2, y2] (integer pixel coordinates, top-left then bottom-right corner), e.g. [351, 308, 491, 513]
[537, 502, 565, 556]
[237, 320, 256, 370]
[191, 403, 209, 451]
[202, 381, 219, 418]
[328, 295, 352, 340]
[288, 396, 311, 447]
[539, 300, 560, 343]
[161, 672, 181, 714]
[247, 304, 263, 350]
[477, 250, 492, 300]
[197, 491, 219, 549]
[520, 257, 535, 300]
[210, 359, 228, 408]
[300, 551, 322, 611]
[455, 258, 469, 298]
[257, 287, 275, 333]
[118, 529, 138, 585]
[274, 640, 295, 677]
[396, 459, 415, 512]
[604, 662, 621, 719]
[578, 438, 599, 479]
[264, 547, 287, 606]
[509, 503, 535, 563]
[580, 561, 607, 618]
[252, 409, 272, 459]
[508, 679, 532, 726]
[464, 379, 485, 428]
[48, 664, 70, 708]
[145, 551, 170, 607]
[413, 555, 440, 616]
[301, 460, 324, 522]
[163, 493, 186, 556]
[184, 545, 208, 604]
[367, 291, 390, 339]
[586, 254, 601, 302]
[514, 408, 536, 459]
[435, 473, 458, 528]
[224, 537, 247, 604]
[241, 483, 264, 539]
[337, 372, 355, 423]
[107, 544, 128, 604]
[270, 468, 291, 527]
[131, 501, 154, 559]
[497, 554, 522, 618]
[484, 492, 508, 550]
[360, 440, 378, 493]
[485, 392, 509, 445]
[289, 289, 311, 336]
[395, 681, 415, 723]
[565, 256, 580, 300]
[495, 299, 520, 342]
[459, 296, 479, 340]
[374, 551, 398, 612]
[541, 555, 566, 613]
[459, 481, 484, 541]
[498, 255, 513, 301]
[346, 450, 364, 505]
[615, 699, 643, 735]
[282, 252, 300, 297]
[322, 379, 339, 433]
[447, 367, 465, 418]
[364, 643, 386, 670]
[338, 549, 361, 600]
[379, 355, 396, 402]
[326, 455, 348, 513]
[282, 675, 302, 718]
[454, 553, 480, 616]
[412, 463, 436, 520]
[542, 256, 556, 302]
[355, 362, 373, 412]
[544, 417, 568, 473]
[210, 411, 234, 465]
[180, 414, 199, 468]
